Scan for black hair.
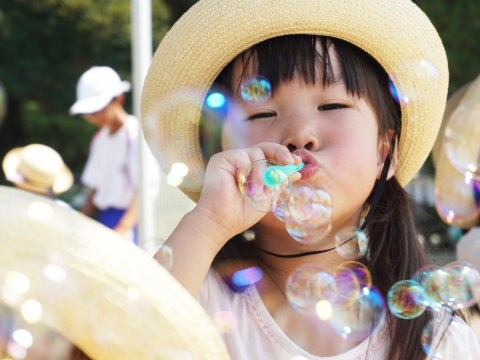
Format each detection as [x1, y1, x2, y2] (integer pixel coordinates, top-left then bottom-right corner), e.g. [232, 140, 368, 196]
[199, 35, 460, 360]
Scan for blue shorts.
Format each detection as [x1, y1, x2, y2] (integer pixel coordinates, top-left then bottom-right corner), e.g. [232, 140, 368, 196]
[97, 208, 138, 245]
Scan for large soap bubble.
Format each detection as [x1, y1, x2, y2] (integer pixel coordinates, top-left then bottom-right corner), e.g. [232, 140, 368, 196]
[444, 99, 480, 181]
[286, 264, 337, 314]
[435, 172, 480, 227]
[387, 280, 427, 319]
[329, 286, 386, 342]
[389, 60, 440, 107]
[335, 227, 368, 260]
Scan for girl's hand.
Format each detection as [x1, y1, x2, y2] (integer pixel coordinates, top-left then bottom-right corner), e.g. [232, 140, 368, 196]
[193, 142, 302, 250]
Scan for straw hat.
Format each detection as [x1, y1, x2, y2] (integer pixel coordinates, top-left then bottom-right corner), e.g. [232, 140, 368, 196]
[141, 0, 448, 203]
[2, 144, 73, 195]
[432, 75, 480, 229]
[0, 186, 230, 360]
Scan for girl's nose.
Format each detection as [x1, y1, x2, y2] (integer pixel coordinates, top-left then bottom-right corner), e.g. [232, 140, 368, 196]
[281, 118, 320, 153]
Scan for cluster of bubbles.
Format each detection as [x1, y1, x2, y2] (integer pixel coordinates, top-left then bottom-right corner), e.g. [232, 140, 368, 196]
[239, 158, 370, 259]
[387, 261, 480, 358]
[286, 261, 384, 342]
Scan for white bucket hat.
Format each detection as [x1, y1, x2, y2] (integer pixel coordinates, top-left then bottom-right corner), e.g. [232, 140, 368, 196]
[69, 66, 131, 115]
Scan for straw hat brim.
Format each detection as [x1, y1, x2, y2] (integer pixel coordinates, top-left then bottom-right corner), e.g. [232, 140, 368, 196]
[0, 186, 230, 360]
[141, 0, 448, 203]
[432, 75, 480, 229]
[2, 147, 74, 195]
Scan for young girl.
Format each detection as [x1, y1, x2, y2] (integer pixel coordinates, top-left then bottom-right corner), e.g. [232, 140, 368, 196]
[142, 0, 480, 359]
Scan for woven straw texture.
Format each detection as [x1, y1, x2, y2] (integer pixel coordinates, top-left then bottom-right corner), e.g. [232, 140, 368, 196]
[432, 76, 480, 228]
[142, 0, 448, 203]
[0, 186, 230, 360]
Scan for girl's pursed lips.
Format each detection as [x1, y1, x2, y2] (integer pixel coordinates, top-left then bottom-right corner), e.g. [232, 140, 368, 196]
[293, 149, 319, 181]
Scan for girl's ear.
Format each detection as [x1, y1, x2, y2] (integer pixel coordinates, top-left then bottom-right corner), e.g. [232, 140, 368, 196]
[377, 130, 398, 180]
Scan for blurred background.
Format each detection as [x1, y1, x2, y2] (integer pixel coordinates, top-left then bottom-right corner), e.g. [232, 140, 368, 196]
[0, 0, 479, 262]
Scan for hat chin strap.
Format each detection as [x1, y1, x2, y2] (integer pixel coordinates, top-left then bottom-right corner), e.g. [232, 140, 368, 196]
[255, 137, 395, 259]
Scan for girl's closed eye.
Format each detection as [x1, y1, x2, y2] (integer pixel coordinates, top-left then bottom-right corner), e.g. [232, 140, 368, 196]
[318, 103, 348, 111]
[246, 112, 276, 121]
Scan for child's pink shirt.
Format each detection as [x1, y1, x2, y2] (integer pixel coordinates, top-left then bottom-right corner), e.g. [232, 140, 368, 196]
[197, 271, 480, 360]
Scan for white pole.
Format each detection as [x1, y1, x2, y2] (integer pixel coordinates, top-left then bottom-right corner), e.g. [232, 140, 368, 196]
[131, 0, 156, 249]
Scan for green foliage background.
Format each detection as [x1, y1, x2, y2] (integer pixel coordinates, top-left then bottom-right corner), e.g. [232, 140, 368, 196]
[0, 0, 479, 187]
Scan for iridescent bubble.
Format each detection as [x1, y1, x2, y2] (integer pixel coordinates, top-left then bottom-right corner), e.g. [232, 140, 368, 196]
[286, 264, 337, 314]
[387, 280, 427, 319]
[272, 200, 297, 225]
[332, 267, 360, 306]
[421, 317, 449, 359]
[232, 267, 263, 287]
[241, 76, 272, 105]
[335, 227, 368, 260]
[285, 220, 332, 244]
[239, 159, 291, 213]
[330, 286, 386, 342]
[444, 99, 480, 181]
[287, 183, 332, 228]
[389, 60, 440, 107]
[412, 265, 439, 287]
[436, 267, 470, 310]
[423, 268, 449, 311]
[337, 261, 373, 293]
[435, 172, 480, 227]
[153, 244, 173, 270]
[447, 261, 480, 308]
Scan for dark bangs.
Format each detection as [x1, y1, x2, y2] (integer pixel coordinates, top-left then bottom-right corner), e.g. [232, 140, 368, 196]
[214, 35, 401, 138]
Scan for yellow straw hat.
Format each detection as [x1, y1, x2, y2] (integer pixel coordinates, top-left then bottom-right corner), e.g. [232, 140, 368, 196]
[2, 144, 73, 195]
[0, 186, 230, 360]
[432, 75, 480, 229]
[142, 0, 448, 203]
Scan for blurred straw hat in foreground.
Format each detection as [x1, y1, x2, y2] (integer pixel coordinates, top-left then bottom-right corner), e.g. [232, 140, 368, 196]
[2, 144, 73, 195]
[432, 75, 480, 229]
[0, 186, 230, 360]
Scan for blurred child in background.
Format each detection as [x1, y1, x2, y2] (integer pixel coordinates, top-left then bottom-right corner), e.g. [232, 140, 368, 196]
[70, 66, 159, 244]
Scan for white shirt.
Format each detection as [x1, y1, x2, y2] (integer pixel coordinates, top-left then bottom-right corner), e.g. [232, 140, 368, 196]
[81, 115, 159, 210]
[197, 271, 480, 360]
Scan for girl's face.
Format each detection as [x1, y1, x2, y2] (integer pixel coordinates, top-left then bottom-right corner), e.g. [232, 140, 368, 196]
[221, 46, 387, 233]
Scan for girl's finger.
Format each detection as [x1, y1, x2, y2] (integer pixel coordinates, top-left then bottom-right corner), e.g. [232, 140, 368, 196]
[251, 142, 296, 165]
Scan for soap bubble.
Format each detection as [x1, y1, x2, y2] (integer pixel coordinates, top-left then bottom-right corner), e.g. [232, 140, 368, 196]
[285, 220, 332, 244]
[437, 268, 470, 310]
[435, 172, 480, 227]
[336, 262, 372, 293]
[330, 286, 386, 342]
[241, 76, 272, 105]
[286, 264, 337, 314]
[153, 244, 173, 271]
[412, 265, 440, 287]
[444, 99, 480, 181]
[447, 261, 480, 307]
[389, 60, 440, 107]
[387, 280, 427, 319]
[423, 268, 450, 311]
[332, 267, 361, 306]
[421, 316, 453, 359]
[335, 227, 368, 260]
[272, 201, 297, 225]
[239, 159, 291, 213]
[287, 183, 332, 228]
